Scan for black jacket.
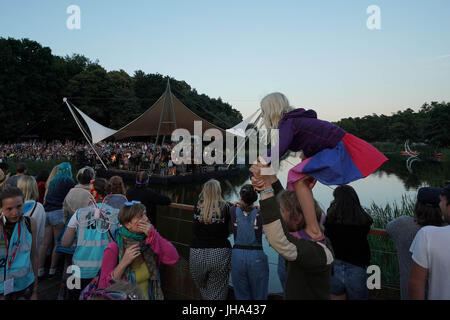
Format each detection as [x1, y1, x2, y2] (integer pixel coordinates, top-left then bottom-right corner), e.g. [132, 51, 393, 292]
[126, 187, 171, 227]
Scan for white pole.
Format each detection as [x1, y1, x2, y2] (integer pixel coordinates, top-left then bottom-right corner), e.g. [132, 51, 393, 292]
[64, 98, 108, 170]
[226, 111, 262, 169]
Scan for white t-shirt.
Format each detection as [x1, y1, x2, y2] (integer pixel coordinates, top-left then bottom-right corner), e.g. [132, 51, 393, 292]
[68, 213, 78, 228]
[410, 225, 450, 300]
[23, 200, 46, 250]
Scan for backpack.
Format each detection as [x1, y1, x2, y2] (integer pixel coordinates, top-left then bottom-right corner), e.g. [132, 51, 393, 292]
[79, 274, 145, 300]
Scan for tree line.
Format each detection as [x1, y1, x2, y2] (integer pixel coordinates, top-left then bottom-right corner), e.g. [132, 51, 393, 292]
[1, 37, 449, 147]
[334, 102, 450, 148]
[0, 37, 243, 141]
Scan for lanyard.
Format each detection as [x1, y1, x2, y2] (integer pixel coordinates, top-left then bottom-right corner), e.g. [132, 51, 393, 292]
[2, 221, 21, 277]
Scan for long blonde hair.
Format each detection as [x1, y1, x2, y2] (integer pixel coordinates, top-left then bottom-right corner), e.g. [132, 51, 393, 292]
[260, 92, 293, 129]
[45, 165, 59, 190]
[197, 179, 226, 224]
[17, 175, 39, 202]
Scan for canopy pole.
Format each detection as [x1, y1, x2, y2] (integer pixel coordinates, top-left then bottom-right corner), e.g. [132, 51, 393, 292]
[161, 78, 177, 146]
[226, 111, 262, 169]
[155, 82, 169, 147]
[64, 98, 108, 170]
[162, 80, 178, 146]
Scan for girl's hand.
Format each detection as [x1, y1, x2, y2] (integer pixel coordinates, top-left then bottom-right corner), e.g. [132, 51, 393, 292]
[251, 175, 266, 191]
[122, 244, 141, 265]
[137, 220, 152, 235]
[250, 157, 277, 191]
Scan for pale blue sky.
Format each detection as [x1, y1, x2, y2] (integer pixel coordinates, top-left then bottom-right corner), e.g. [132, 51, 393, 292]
[1, 0, 449, 121]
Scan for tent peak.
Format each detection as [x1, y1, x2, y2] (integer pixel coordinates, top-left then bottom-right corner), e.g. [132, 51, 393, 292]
[166, 77, 171, 92]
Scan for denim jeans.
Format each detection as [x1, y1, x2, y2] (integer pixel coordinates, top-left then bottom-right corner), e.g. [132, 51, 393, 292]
[231, 249, 269, 300]
[330, 259, 368, 300]
[45, 209, 64, 226]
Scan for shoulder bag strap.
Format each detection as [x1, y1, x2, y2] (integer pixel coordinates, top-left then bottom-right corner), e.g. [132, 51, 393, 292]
[29, 201, 38, 218]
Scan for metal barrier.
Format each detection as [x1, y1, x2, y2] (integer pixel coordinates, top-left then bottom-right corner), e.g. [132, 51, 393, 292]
[168, 203, 390, 237]
[163, 202, 400, 298]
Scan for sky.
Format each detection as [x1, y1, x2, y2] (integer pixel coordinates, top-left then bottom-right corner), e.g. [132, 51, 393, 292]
[1, 0, 450, 121]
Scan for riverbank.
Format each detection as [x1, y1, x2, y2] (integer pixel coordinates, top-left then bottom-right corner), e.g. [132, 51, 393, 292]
[373, 142, 450, 160]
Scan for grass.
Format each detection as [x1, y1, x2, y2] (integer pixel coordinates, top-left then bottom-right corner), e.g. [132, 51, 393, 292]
[5, 159, 75, 176]
[366, 195, 415, 287]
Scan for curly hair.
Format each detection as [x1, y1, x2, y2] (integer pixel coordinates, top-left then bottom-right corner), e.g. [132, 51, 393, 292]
[277, 190, 323, 231]
[414, 202, 444, 227]
[107, 176, 126, 195]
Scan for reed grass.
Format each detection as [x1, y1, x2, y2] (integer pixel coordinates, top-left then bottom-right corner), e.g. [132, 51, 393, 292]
[366, 195, 415, 286]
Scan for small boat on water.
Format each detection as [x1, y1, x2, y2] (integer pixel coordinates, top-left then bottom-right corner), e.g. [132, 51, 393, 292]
[400, 150, 419, 156]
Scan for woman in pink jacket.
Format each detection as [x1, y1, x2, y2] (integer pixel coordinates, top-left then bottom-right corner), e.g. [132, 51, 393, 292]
[98, 201, 179, 300]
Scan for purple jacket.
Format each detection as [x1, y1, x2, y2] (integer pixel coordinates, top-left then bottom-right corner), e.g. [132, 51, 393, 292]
[267, 108, 346, 159]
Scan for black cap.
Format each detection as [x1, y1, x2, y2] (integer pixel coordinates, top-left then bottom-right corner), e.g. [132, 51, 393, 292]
[417, 187, 442, 207]
[440, 185, 450, 198]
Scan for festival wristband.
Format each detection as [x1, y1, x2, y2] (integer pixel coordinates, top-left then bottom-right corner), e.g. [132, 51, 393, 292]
[260, 188, 274, 195]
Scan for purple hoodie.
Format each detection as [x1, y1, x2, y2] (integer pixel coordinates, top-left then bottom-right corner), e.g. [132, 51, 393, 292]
[267, 108, 346, 159]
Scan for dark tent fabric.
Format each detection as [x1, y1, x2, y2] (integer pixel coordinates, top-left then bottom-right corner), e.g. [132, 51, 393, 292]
[111, 87, 225, 140]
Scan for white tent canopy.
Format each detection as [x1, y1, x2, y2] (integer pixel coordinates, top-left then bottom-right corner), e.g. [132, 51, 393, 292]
[66, 101, 260, 144]
[225, 108, 261, 138]
[72, 105, 118, 144]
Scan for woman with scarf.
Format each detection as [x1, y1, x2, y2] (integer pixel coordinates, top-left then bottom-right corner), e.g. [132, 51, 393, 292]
[98, 201, 179, 300]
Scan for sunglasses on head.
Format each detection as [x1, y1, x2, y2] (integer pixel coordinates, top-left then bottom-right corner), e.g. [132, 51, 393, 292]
[124, 200, 141, 207]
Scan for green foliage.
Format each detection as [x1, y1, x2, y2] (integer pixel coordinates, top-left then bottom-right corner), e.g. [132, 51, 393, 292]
[335, 102, 450, 148]
[0, 37, 242, 141]
[366, 196, 415, 286]
[7, 158, 74, 177]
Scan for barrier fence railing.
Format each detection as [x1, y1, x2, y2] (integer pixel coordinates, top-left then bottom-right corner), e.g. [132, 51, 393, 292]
[168, 203, 390, 237]
[165, 202, 400, 297]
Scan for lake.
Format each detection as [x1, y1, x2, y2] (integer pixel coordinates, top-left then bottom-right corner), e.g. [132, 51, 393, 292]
[152, 154, 449, 294]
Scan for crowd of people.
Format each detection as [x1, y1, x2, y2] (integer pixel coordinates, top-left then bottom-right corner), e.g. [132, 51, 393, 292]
[1, 161, 450, 300]
[0, 140, 178, 175]
[187, 165, 450, 301]
[0, 162, 176, 300]
[1, 91, 449, 301]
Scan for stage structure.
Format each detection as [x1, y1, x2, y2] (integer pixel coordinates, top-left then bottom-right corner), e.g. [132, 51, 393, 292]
[65, 78, 253, 169]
